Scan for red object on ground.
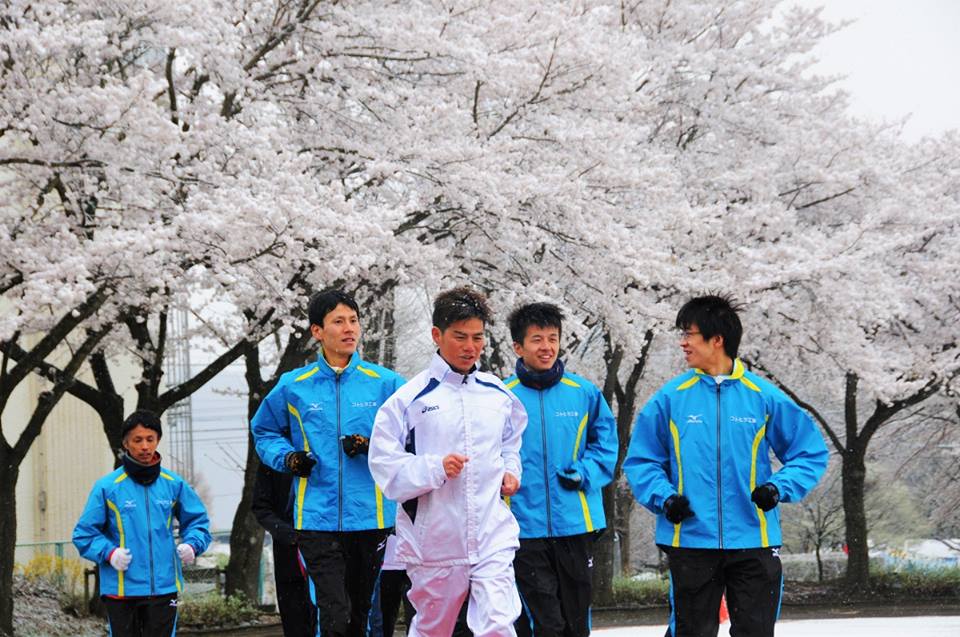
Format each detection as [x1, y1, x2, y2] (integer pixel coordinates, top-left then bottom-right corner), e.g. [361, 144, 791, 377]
[719, 594, 729, 623]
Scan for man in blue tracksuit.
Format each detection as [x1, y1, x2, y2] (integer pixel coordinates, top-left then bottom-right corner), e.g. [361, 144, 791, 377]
[73, 409, 211, 637]
[503, 303, 618, 637]
[624, 295, 828, 637]
[252, 289, 404, 637]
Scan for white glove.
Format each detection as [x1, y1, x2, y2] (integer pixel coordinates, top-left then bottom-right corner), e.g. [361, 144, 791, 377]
[109, 547, 132, 572]
[177, 543, 195, 565]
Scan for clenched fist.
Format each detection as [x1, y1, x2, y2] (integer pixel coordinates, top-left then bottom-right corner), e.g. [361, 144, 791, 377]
[442, 453, 469, 478]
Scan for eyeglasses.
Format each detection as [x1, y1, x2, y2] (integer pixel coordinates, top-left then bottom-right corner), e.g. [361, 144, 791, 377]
[678, 330, 701, 341]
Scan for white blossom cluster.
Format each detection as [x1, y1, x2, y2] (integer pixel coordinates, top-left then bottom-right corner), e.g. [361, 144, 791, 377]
[1, 0, 957, 413]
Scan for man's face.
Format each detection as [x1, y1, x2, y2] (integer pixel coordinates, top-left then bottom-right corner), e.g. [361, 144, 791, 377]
[311, 303, 361, 362]
[432, 318, 485, 374]
[123, 424, 159, 463]
[678, 322, 723, 370]
[513, 324, 560, 373]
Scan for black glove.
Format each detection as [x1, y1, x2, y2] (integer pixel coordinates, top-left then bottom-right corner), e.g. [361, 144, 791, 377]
[341, 434, 370, 457]
[663, 494, 695, 524]
[751, 483, 780, 512]
[285, 451, 317, 477]
[557, 467, 583, 490]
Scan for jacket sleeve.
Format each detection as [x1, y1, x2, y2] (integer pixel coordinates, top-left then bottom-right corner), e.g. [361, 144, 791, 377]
[764, 392, 829, 503]
[252, 383, 296, 473]
[72, 482, 116, 564]
[369, 392, 447, 502]
[501, 392, 527, 482]
[573, 388, 618, 491]
[251, 464, 296, 545]
[176, 480, 212, 555]
[623, 390, 677, 514]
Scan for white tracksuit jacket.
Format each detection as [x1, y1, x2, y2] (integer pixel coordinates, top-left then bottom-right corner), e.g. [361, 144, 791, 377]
[369, 353, 527, 566]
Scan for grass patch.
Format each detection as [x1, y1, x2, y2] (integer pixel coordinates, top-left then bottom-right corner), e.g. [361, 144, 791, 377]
[612, 576, 669, 606]
[178, 594, 259, 628]
[869, 566, 960, 599]
[17, 554, 85, 595]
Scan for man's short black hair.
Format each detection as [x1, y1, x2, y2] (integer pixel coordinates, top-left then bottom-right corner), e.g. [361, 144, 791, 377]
[432, 287, 492, 331]
[508, 302, 564, 344]
[121, 409, 163, 440]
[308, 288, 360, 327]
[675, 294, 743, 359]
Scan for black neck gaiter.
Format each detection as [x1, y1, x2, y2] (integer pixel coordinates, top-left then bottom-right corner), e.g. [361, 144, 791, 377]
[121, 450, 162, 485]
[515, 357, 565, 390]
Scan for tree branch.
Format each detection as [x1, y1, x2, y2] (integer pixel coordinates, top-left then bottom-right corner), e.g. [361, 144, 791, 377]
[0, 285, 109, 412]
[746, 358, 843, 453]
[860, 375, 944, 444]
[795, 187, 855, 210]
[12, 325, 111, 464]
[0, 157, 105, 169]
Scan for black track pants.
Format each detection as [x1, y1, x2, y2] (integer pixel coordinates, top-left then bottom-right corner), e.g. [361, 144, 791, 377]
[103, 593, 178, 637]
[298, 529, 389, 637]
[661, 546, 783, 637]
[273, 541, 316, 637]
[514, 533, 596, 637]
[378, 569, 413, 637]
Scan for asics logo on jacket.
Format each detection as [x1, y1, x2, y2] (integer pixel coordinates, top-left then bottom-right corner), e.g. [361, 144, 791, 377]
[369, 353, 527, 566]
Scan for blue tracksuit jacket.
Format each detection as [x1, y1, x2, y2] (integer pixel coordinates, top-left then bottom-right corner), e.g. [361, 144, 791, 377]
[504, 370, 618, 538]
[252, 351, 404, 532]
[624, 359, 828, 549]
[72, 466, 211, 597]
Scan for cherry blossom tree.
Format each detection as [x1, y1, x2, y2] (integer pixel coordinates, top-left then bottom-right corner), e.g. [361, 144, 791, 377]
[0, 0, 424, 617]
[3, 2, 957, 622]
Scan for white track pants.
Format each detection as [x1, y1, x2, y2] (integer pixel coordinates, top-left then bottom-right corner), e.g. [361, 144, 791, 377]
[407, 549, 521, 637]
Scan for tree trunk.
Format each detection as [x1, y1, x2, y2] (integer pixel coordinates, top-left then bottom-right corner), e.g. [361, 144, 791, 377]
[754, 366, 944, 591]
[592, 485, 616, 606]
[361, 290, 397, 369]
[0, 454, 19, 637]
[225, 344, 267, 600]
[592, 328, 652, 604]
[224, 430, 264, 601]
[616, 481, 635, 575]
[815, 543, 824, 583]
[841, 449, 869, 588]
[0, 322, 108, 635]
[224, 332, 310, 600]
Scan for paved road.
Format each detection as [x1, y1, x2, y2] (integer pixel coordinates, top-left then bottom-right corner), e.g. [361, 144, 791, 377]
[594, 615, 960, 636]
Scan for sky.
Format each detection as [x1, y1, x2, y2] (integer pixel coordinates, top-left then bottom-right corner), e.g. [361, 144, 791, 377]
[191, 1, 960, 530]
[790, 0, 960, 140]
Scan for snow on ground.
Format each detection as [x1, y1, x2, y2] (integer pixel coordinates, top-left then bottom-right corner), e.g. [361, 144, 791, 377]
[595, 615, 960, 636]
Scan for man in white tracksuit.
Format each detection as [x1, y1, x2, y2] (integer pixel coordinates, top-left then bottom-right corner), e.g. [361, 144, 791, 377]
[370, 287, 528, 637]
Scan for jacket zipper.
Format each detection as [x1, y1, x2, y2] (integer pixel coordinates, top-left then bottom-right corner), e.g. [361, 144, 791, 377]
[460, 377, 474, 555]
[336, 373, 343, 532]
[716, 382, 723, 549]
[539, 391, 552, 536]
[144, 484, 155, 594]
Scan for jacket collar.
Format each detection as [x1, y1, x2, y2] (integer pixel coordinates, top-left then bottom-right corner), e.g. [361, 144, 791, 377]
[428, 351, 478, 385]
[316, 349, 362, 378]
[120, 450, 163, 486]
[693, 358, 746, 383]
[515, 357, 565, 389]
